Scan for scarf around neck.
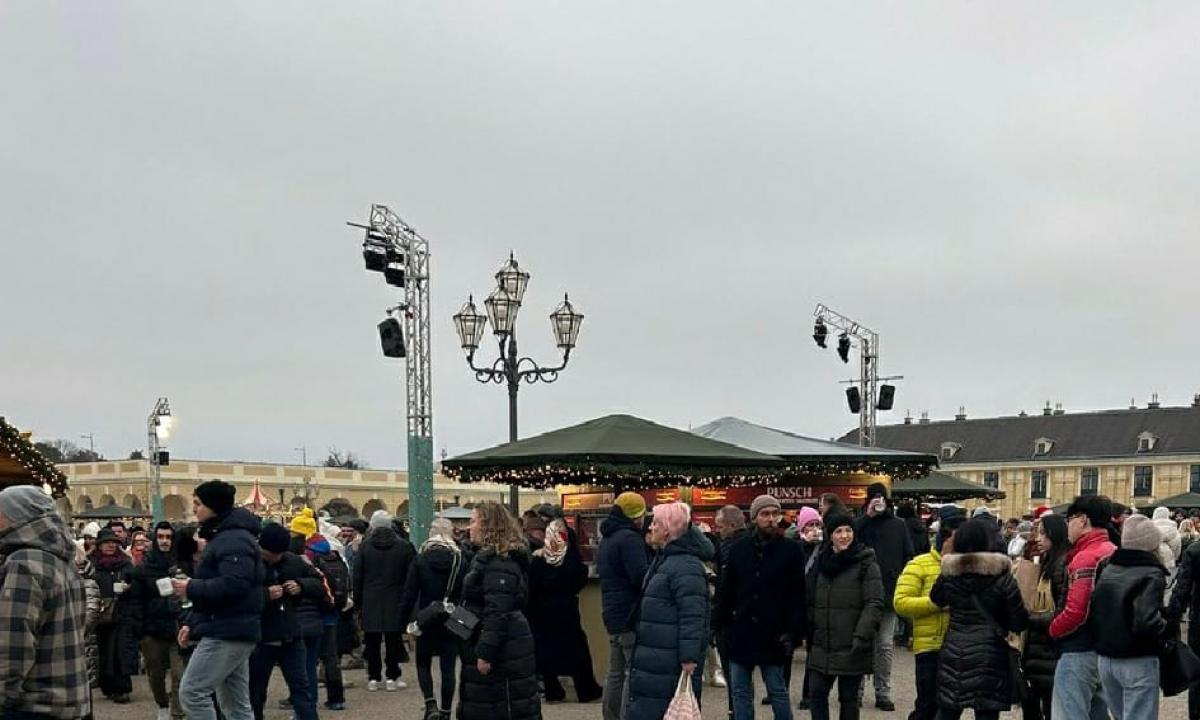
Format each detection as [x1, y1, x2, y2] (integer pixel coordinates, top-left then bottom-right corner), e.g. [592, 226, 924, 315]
[533, 519, 569, 566]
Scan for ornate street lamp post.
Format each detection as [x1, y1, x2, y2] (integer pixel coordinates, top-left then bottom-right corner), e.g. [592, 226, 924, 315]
[453, 254, 583, 511]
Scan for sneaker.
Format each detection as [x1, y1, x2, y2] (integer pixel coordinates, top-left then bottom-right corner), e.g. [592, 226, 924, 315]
[324, 702, 346, 711]
[367, 680, 381, 692]
[422, 701, 440, 720]
[157, 708, 170, 720]
[710, 669, 727, 688]
[385, 679, 406, 691]
[875, 699, 896, 711]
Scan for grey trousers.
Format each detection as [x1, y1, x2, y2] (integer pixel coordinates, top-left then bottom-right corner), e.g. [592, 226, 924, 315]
[602, 632, 636, 720]
[179, 637, 256, 720]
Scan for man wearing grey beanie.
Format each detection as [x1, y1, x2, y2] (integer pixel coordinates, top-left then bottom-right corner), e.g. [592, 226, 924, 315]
[0, 485, 90, 719]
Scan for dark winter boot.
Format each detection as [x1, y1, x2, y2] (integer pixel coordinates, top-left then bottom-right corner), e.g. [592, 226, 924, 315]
[422, 699, 439, 720]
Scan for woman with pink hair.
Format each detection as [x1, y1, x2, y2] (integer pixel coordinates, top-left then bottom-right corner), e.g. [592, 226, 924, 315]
[624, 502, 714, 720]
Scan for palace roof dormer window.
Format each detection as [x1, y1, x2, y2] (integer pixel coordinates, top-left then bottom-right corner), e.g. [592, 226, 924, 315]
[1034, 437, 1055, 456]
[940, 442, 962, 461]
[1137, 431, 1158, 453]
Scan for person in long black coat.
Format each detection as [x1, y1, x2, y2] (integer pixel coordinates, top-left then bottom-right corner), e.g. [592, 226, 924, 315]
[399, 518, 468, 720]
[458, 503, 540, 720]
[354, 510, 415, 688]
[90, 528, 138, 703]
[528, 519, 603, 704]
[929, 518, 1029, 720]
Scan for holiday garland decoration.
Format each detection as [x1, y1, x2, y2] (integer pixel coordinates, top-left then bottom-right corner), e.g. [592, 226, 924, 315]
[0, 417, 69, 497]
[442, 457, 932, 490]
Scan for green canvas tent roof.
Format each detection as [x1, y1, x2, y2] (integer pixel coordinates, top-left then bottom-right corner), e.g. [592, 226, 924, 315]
[1139, 492, 1200, 512]
[891, 471, 1006, 501]
[442, 414, 785, 489]
[74, 504, 152, 520]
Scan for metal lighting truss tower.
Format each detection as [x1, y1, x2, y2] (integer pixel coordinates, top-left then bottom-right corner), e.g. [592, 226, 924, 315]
[351, 204, 434, 544]
[147, 397, 172, 523]
[812, 304, 900, 447]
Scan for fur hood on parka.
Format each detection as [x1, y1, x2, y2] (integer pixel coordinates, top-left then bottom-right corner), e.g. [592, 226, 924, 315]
[940, 551, 1011, 578]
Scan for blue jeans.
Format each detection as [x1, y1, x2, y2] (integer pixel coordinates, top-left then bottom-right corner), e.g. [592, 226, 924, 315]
[303, 634, 322, 716]
[1098, 655, 1159, 720]
[730, 662, 791, 720]
[179, 637, 256, 720]
[1051, 651, 1109, 720]
[602, 632, 634, 720]
[248, 641, 318, 720]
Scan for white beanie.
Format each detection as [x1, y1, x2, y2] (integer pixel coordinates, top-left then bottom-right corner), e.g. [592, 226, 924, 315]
[369, 509, 393, 529]
[82, 522, 101, 539]
[1122, 514, 1162, 553]
[1153, 506, 1172, 521]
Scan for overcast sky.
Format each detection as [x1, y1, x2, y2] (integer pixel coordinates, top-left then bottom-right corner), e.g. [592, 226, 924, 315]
[4, 3, 1199, 469]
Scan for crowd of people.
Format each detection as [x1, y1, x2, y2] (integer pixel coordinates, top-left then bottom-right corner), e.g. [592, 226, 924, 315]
[3, 476, 1200, 720]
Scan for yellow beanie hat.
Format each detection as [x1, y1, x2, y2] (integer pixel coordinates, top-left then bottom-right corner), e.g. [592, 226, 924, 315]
[289, 507, 317, 538]
[614, 492, 646, 520]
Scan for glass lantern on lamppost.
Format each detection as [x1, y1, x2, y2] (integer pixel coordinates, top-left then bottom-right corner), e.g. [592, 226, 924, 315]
[453, 254, 583, 511]
[453, 296, 488, 355]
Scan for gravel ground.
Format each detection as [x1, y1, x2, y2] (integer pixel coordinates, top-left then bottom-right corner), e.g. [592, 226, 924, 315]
[94, 647, 1188, 720]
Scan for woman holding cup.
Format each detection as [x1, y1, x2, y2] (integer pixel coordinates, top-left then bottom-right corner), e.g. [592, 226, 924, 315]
[90, 527, 138, 704]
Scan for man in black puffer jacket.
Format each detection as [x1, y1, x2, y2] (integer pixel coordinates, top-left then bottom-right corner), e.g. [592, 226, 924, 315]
[853, 483, 913, 712]
[1092, 514, 1167, 720]
[176, 480, 266, 720]
[247, 523, 330, 720]
[130, 521, 184, 720]
[597, 492, 650, 720]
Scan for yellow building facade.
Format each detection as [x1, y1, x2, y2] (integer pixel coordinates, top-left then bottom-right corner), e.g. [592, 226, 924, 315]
[59, 457, 556, 521]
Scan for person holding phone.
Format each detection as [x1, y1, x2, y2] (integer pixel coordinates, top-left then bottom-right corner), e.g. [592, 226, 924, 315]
[852, 483, 914, 712]
[90, 527, 137, 704]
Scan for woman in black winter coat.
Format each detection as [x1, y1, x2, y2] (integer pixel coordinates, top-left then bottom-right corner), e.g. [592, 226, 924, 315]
[805, 514, 883, 720]
[90, 529, 138, 703]
[930, 518, 1030, 720]
[458, 503, 541, 720]
[527, 519, 603, 704]
[1016, 514, 1068, 720]
[400, 518, 468, 720]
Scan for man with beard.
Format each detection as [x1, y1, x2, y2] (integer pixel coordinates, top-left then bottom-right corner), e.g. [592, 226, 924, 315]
[853, 483, 914, 712]
[714, 495, 806, 720]
[130, 522, 184, 720]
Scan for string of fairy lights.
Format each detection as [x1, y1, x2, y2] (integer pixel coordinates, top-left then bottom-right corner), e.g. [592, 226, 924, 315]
[442, 458, 933, 490]
[0, 417, 69, 497]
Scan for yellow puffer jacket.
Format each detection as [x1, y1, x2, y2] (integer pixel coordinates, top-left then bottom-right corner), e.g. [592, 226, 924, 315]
[893, 549, 949, 654]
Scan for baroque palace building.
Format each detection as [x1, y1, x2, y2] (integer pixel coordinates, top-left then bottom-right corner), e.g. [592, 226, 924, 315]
[58, 457, 555, 521]
[840, 397, 1200, 519]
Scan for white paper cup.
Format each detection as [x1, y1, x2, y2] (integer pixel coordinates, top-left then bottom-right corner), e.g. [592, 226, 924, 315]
[112, 581, 127, 594]
[156, 577, 174, 597]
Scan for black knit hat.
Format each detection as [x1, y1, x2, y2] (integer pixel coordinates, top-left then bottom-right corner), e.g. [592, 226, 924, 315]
[96, 528, 120, 545]
[259, 523, 291, 554]
[824, 513, 855, 538]
[194, 480, 236, 515]
[866, 482, 889, 501]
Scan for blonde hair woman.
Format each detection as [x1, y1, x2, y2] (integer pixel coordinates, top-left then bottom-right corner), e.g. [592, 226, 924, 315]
[457, 503, 540, 720]
[624, 502, 714, 720]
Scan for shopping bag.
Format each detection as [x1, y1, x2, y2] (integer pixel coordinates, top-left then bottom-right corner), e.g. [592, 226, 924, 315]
[664, 669, 702, 720]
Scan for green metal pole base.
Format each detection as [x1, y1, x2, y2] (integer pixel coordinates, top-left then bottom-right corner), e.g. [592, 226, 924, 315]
[408, 434, 434, 545]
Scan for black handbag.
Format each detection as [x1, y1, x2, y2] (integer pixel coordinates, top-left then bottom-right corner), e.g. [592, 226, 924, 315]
[415, 551, 462, 631]
[970, 595, 1028, 703]
[1160, 638, 1200, 696]
[444, 605, 479, 641]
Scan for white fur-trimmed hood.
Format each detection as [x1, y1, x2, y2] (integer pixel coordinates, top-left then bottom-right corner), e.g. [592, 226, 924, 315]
[940, 551, 1011, 577]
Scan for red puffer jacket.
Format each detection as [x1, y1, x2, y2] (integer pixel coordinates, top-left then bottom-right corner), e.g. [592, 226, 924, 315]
[1049, 529, 1115, 650]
